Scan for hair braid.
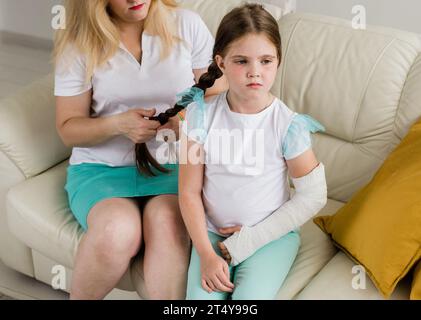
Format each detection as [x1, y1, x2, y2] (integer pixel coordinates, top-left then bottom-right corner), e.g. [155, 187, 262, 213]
[135, 61, 223, 176]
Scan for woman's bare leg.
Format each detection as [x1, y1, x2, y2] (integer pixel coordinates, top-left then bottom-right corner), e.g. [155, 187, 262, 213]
[141, 194, 191, 299]
[70, 198, 142, 300]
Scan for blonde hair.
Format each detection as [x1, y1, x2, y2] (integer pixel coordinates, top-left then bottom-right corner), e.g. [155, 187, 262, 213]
[53, 0, 180, 81]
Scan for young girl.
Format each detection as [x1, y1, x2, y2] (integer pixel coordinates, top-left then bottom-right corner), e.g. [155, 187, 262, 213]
[178, 4, 327, 300]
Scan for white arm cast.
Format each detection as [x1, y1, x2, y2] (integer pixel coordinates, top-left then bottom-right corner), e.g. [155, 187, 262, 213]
[223, 163, 327, 266]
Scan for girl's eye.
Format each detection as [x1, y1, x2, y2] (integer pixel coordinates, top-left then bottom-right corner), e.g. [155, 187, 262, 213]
[235, 60, 247, 65]
[262, 60, 273, 65]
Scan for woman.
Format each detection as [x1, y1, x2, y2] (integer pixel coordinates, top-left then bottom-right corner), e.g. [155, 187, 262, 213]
[54, 0, 227, 299]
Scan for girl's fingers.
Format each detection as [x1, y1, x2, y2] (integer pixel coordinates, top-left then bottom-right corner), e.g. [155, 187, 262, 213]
[206, 279, 219, 293]
[201, 279, 213, 294]
[221, 265, 234, 288]
[217, 270, 234, 290]
[214, 274, 233, 292]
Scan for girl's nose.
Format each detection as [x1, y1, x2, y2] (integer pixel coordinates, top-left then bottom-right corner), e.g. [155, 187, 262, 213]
[247, 63, 261, 78]
[247, 72, 260, 78]
[247, 69, 261, 78]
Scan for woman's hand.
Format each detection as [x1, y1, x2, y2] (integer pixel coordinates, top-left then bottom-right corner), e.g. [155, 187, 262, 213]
[115, 108, 161, 144]
[217, 226, 242, 264]
[200, 252, 234, 294]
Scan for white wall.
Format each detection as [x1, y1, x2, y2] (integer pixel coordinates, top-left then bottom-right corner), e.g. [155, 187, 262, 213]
[0, 0, 60, 40]
[296, 0, 421, 34]
[0, 0, 420, 40]
[0, 2, 4, 31]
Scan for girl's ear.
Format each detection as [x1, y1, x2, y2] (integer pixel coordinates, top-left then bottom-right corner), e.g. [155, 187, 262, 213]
[215, 55, 225, 74]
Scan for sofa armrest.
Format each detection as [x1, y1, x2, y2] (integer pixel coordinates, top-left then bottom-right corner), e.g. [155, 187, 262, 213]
[0, 74, 71, 179]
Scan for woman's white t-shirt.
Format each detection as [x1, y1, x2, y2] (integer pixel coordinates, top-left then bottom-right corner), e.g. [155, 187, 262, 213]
[55, 8, 214, 167]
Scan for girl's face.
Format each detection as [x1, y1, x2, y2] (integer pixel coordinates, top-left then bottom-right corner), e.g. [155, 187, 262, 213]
[216, 33, 279, 100]
[107, 0, 152, 23]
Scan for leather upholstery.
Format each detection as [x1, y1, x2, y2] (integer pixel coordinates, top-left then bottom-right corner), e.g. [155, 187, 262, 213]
[1, 0, 419, 299]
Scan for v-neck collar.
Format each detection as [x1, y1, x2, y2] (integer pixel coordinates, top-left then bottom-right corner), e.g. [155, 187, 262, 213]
[118, 32, 147, 70]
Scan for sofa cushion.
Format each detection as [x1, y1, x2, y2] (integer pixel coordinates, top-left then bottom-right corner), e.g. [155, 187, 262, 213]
[5, 161, 133, 290]
[7, 161, 81, 268]
[130, 198, 343, 299]
[275, 198, 342, 299]
[294, 252, 411, 300]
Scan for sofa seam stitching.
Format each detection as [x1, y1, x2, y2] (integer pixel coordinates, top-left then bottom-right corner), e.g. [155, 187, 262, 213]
[0, 149, 27, 178]
[280, 19, 302, 100]
[390, 52, 421, 144]
[351, 38, 397, 142]
[292, 16, 421, 48]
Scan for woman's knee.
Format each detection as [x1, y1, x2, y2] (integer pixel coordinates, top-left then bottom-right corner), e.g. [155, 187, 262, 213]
[143, 195, 189, 246]
[86, 198, 142, 259]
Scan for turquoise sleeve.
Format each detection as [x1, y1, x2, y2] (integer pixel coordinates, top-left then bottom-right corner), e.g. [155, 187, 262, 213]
[181, 101, 207, 144]
[282, 114, 325, 160]
[178, 87, 207, 144]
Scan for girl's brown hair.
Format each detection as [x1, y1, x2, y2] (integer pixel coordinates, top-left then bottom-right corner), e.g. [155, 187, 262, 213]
[136, 3, 282, 176]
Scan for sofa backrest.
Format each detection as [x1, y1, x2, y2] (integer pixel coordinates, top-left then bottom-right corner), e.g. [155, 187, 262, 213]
[0, 74, 71, 179]
[179, 0, 289, 35]
[181, 1, 421, 202]
[276, 13, 421, 202]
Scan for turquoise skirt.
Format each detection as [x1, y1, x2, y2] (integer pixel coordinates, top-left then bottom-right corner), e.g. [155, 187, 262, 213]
[65, 163, 178, 231]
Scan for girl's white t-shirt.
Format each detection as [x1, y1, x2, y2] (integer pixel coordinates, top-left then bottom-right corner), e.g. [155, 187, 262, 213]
[183, 92, 297, 235]
[55, 8, 214, 166]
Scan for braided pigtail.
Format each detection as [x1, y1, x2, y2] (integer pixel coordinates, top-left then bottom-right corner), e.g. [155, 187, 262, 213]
[194, 61, 223, 92]
[135, 61, 223, 176]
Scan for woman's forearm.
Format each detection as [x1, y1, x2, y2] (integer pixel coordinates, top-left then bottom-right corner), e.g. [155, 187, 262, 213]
[179, 193, 215, 258]
[58, 115, 120, 148]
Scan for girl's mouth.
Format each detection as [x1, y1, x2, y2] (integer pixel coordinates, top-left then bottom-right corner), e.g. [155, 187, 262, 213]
[247, 83, 263, 88]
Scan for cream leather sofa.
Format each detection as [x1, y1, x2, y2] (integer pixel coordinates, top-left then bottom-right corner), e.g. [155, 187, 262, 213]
[1, 0, 420, 300]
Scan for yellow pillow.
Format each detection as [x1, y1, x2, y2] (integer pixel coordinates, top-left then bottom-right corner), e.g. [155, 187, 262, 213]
[314, 118, 421, 298]
[411, 263, 421, 300]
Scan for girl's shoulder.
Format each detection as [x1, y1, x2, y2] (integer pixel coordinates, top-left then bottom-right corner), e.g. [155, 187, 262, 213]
[274, 98, 294, 114]
[184, 91, 224, 128]
[204, 92, 222, 105]
[282, 114, 326, 160]
[274, 98, 325, 133]
[186, 91, 221, 116]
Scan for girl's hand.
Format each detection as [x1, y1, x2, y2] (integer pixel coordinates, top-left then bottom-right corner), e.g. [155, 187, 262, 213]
[115, 108, 161, 144]
[200, 252, 234, 294]
[217, 226, 242, 264]
[157, 111, 185, 141]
